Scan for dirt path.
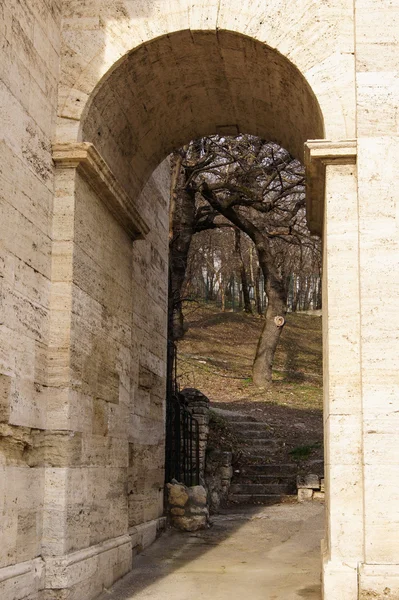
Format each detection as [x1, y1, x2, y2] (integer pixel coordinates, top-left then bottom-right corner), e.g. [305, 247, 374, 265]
[98, 503, 324, 600]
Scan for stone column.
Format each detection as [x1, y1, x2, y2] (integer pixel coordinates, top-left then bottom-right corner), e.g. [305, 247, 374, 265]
[306, 141, 364, 600]
[40, 143, 151, 599]
[356, 137, 399, 598]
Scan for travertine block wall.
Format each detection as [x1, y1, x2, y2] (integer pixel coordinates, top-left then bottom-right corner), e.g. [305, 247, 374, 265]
[354, 3, 399, 596]
[322, 158, 363, 599]
[0, 2, 170, 589]
[43, 154, 169, 596]
[0, 1, 62, 597]
[1, 1, 399, 599]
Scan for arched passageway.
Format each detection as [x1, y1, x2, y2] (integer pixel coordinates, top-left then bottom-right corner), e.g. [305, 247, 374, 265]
[50, 23, 358, 600]
[79, 30, 324, 195]
[2, 2, 399, 599]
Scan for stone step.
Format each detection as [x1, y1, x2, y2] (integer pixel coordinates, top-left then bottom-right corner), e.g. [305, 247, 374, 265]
[228, 493, 283, 505]
[306, 459, 325, 474]
[233, 474, 297, 484]
[230, 482, 295, 495]
[230, 421, 271, 430]
[239, 447, 281, 457]
[239, 463, 298, 476]
[237, 438, 278, 447]
[220, 414, 258, 422]
[236, 430, 274, 439]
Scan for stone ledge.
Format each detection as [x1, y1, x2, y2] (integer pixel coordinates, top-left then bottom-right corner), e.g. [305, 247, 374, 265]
[0, 557, 44, 584]
[304, 139, 357, 236]
[0, 557, 44, 600]
[322, 551, 359, 600]
[359, 563, 399, 598]
[45, 533, 132, 589]
[129, 516, 167, 554]
[53, 142, 150, 240]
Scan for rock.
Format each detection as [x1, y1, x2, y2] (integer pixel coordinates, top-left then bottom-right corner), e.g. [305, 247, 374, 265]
[298, 488, 313, 502]
[297, 474, 320, 489]
[219, 466, 233, 480]
[173, 515, 208, 532]
[210, 491, 220, 509]
[188, 485, 207, 506]
[167, 483, 189, 507]
[190, 506, 209, 516]
[313, 492, 325, 501]
[171, 507, 185, 516]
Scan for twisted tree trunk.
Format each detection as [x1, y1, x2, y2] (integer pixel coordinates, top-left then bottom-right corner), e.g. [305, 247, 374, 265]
[200, 182, 287, 386]
[252, 273, 286, 386]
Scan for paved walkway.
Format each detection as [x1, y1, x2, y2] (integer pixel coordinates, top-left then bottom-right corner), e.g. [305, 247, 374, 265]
[99, 502, 324, 600]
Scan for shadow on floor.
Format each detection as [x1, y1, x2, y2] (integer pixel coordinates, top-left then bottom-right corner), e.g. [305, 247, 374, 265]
[97, 502, 323, 600]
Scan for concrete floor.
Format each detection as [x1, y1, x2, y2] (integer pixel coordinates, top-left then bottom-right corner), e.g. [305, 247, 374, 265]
[99, 502, 324, 600]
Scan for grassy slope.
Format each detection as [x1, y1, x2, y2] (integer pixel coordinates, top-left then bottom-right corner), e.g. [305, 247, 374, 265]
[177, 303, 323, 468]
[177, 303, 322, 409]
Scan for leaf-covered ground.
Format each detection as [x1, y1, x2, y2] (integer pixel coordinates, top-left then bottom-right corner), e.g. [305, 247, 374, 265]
[177, 303, 324, 470]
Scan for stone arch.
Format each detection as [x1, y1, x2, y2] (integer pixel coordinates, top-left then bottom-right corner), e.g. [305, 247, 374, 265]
[83, 31, 322, 182]
[50, 9, 362, 600]
[77, 29, 325, 199]
[57, 0, 355, 151]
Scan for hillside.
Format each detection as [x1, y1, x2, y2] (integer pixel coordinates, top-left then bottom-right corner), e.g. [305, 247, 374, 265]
[177, 303, 323, 469]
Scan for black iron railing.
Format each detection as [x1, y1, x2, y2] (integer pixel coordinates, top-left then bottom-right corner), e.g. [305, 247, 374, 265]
[165, 341, 200, 487]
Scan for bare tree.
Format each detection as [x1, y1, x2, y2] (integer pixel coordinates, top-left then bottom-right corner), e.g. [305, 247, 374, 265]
[169, 135, 321, 386]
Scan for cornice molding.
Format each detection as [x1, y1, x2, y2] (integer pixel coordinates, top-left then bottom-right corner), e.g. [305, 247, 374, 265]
[304, 139, 357, 236]
[52, 142, 150, 240]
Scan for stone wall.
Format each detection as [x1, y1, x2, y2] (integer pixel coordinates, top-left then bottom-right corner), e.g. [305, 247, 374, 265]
[0, 148, 170, 599]
[0, 1, 62, 598]
[1, 1, 399, 599]
[43, 154, 169, 597]
[205, 450, 234, 513]
[166, 482, 209, 531]
[297, 474, 325, 503]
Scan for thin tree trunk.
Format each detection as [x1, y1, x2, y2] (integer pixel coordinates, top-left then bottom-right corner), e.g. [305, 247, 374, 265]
[169, 186, 196, 339]
[235, 229, 252, 313]
[291, 274, 298, 312]
[304, 276, 313, 311]
[254, 268, 262, 316]
[221, 280, 226, 312]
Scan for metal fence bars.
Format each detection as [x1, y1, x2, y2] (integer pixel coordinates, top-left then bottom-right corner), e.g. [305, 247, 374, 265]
[165, 340, 200, 487]
[165, 395, 200, 487]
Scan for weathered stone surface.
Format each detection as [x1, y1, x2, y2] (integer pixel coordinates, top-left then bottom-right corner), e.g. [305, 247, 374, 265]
[172, 516, 208, 532]
[205, 450, 233, 513]
[167, 483, 189, 508]
[297, 474, 320, 490]
[313, 492, 325, 502]
[298, 489, 313, 503]
[187, 485, 207, 506]
[189, 506, 210, 517]
[166, 482, 209, 531]
[1, 1, 399, 599]
[170, 508, 185, 516]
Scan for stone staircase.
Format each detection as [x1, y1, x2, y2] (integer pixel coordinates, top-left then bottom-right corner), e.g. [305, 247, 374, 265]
[221, 413, 298, 505]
